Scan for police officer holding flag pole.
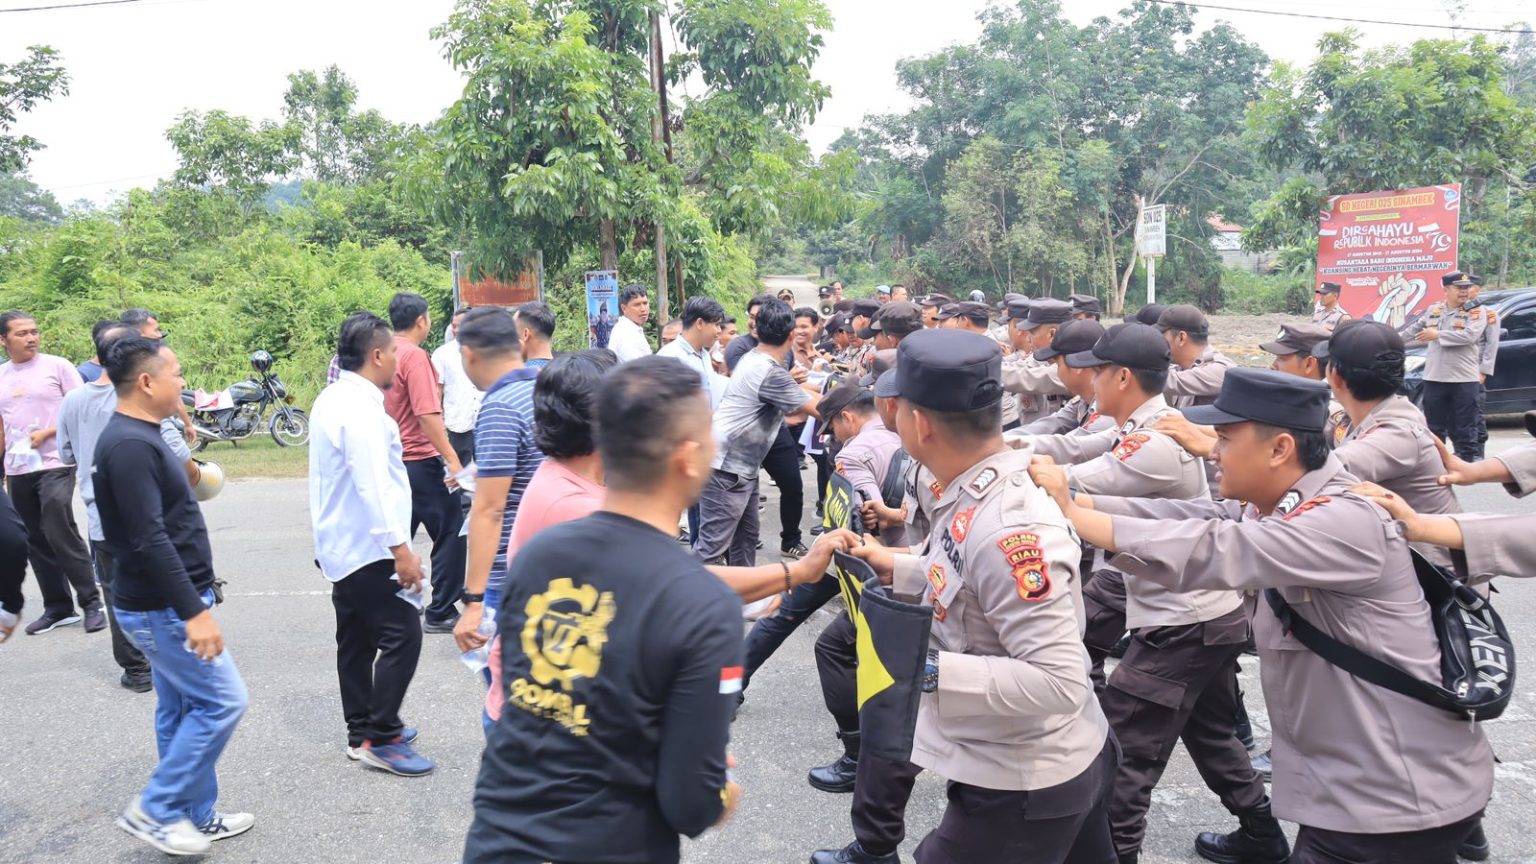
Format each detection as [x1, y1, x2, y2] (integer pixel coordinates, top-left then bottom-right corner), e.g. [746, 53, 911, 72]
[1033, 368, 1493, 864]
[836, 328, 1118, 864]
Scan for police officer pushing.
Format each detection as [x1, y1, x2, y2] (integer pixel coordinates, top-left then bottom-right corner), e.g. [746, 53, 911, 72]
[844, 328, 1119, 864]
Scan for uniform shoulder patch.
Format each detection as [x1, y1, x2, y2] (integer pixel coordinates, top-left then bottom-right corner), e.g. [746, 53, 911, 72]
[1280, 495, 1331, 521]
[950, 506, 976, 543]
[966, 467, 1001, 497]
[929, 479, 945, 501]
[1112, 432, 1151, 461]
[996, 532, 1050, 601]
[1082, 409, 1101, 428]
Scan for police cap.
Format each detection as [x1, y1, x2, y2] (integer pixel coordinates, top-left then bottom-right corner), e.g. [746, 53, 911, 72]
[894, 329, 1003, 412]
[1035, 318, 1106, 362]
[1155, 304, 1209, 336]
[860, 348, 898, 386]
[1312, 320, 1404, 368]
[1023, 298, 1073, 329]
[1441, 270, 1474, 287]
[865, 301, 923, 338]
[1065, 322, 1170, 372]
[1260, 322, 1332, 356]
[951, 301, 992, 326]
[1005, 299, 1033, 322]
[1125, 303, 1167, 326]
[1069, 293, 1102, 316]
[920, 293, 954, 309]
[1182, 368, 1331, 433]
[1317, 281, 1342, 295]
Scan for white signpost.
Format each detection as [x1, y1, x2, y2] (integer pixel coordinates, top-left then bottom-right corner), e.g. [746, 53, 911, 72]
[1136, 202, 1167, 305]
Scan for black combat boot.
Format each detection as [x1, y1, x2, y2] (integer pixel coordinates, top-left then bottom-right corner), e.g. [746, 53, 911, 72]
[808, 840, 899, 864]
[1457, 819, 1490, 861]
[807, 731, 859, 793]
[1194, 798, 1290, 864]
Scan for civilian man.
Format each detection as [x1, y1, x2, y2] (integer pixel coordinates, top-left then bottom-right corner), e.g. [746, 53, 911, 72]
[432, 306, 481, 469]
[660, 318, 683, 348]
[384, 292, 466, 632]
[609, 284, 654, 363]
[513, 300, 557, 370]
[310, 312, 433, 777]
[0, 310, 103, 635]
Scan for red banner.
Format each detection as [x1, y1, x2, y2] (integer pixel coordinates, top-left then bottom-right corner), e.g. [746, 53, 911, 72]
[1316, 184, 1460, 328]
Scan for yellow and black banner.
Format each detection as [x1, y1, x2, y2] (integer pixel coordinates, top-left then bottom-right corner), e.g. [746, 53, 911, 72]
[833, 551, 933, 763]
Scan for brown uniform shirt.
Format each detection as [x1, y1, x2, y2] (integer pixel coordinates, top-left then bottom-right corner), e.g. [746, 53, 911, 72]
[1099, 456, 1493, 834]
[890, 449, 1109, 792]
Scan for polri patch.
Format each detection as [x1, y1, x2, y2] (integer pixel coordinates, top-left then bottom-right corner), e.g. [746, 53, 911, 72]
[950, 507, 977, 543]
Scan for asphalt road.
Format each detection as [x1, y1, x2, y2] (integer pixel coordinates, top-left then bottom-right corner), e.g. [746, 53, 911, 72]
[3, 434, 1535, 862]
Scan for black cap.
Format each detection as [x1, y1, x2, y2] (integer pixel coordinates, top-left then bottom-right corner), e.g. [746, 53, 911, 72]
[1260, 322, 1332, 356]
[997, 292, 1026, 313]
[950, 301, 991, 326]
[1155, 304, 1209, 335]
[874, 367, 900, 398]
[818, 382, 866, 422]
[1065, 322, 1171, 372]
[1313, 320, 1405, 367]
[819, 285, 834, 298]
[1023, 298, 1073, 329]
[1317, 281, 1342, 295]
[935, 303, 960, 322]
[851, 299, 880, 320]
[826, 312, 851, 334]
[1069, 293, 1102, 316]
[1470, 274, 1484, 287]
[860, 348, 898, 386]
[1441, 270, 1473, 287]
[894, 329, 1003, 412]
[919, 293, 954, 309]
[1183, 368, 1331, 433]
[1035, 319, 1106, 362]
[1005, 299, 1033, 321]
[867, 301, 923, 338]
[1126, 303, 1167, 326]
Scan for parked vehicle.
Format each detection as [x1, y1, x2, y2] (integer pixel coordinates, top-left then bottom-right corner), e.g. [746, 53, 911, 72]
[1402, 288, 1536, 414]
[182, 350, 309, 450]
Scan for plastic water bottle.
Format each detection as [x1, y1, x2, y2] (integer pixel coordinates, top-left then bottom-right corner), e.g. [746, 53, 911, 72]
[460, 606, 498, 677]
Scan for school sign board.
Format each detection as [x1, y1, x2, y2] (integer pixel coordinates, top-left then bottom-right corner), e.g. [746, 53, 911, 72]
[1316, 185, 1460, 328]
[451, 251, 544, 309]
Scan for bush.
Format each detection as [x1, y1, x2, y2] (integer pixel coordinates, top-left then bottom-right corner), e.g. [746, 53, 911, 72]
[1218, 270, 1311, 316]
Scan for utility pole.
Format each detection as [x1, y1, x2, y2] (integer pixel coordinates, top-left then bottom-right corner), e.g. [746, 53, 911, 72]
[649, 9, 672, 324]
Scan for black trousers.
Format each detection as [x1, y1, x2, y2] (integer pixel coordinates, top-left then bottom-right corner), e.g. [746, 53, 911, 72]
[0, 483, 27, 616]
[915, 736, 1120, 864]
[814, 610, 860, 736]
[332, 558, 424, 747]
[1289, 812, 1482, 864]
[1474, 382, 1489, 456]
[10, 467, 99, 616]
[813, 450, 831, 508]
[1098, 610, 1263, 858]
[744, 576, 841, 688]
[1082, 569, 1128, 692]
[853, 752, 923, 855]
[92, 544, 149, 678]
[405, 457, 466, 624]
[761, 423, 804, 550]
[447, 429, 476, 518]
[1422, 380, 1482, 463]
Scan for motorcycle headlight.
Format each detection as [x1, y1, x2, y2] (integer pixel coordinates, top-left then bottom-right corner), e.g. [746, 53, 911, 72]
[1404, 355, 1426, 374]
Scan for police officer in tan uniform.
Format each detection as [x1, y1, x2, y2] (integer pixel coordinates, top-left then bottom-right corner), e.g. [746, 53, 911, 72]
[1311, 281, 1350, 330]
[1070, 294, 1102, 321]
[1404, 271, 1487, 462]
[1022, 320, 1115, 436]
[845, 328, 1118, 864]
[1011, 324, 1279, 864]
[1043, 369, 1493, 864]
[1002, 299, 1073, 429]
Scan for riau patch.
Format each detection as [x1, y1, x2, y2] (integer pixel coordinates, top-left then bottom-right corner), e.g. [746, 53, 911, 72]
[997, 532, 1044, 568]
[1281, 495, 1332, 522]
[967, 467, 1000, 496]
[1013, 562, 1051, 601]
[1112, 432, 1150, 461]
[950, 507, 977, 543]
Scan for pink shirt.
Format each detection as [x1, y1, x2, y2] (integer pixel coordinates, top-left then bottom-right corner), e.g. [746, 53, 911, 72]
[0, 353, 83, 475]
[486, 459, 605, 721]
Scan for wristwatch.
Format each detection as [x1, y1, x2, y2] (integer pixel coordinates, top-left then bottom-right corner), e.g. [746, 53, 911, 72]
[462, 592, 485, 604]
[922, 649, 940, 693]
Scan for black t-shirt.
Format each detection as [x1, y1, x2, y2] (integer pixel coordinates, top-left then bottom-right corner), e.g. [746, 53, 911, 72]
[723, 333, 758, 372]
[464, 511, 744, 864]
[94, 413, 215, 619]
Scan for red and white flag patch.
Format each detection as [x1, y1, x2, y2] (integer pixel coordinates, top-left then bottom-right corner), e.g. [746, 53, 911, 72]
[719, 666, 744, 694]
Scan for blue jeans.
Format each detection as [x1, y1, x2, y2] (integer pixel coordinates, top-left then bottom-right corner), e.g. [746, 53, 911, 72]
[115, 590, 248, 827]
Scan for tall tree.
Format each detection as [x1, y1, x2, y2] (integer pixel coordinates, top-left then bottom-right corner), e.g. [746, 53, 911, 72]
[0, 46, 70, 174]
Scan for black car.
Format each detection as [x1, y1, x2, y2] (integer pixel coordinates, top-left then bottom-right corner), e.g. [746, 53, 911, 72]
[1402, 288, 1536, 414]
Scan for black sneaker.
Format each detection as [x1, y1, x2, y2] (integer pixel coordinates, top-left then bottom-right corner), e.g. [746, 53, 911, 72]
[25, 610, 82, 635]
[781, 543, 810, 560]
[120, 672, 153, 693]
[83, 606, 108, 634]
[423, 617, 459, 634]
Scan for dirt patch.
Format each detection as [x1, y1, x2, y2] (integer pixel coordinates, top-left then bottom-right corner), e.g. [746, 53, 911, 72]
[1208, 313, 1297, 368]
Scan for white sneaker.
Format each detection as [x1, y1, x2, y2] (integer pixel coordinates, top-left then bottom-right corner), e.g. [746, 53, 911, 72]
[116, 799, 211, 856]
[198, 811, 255, 841]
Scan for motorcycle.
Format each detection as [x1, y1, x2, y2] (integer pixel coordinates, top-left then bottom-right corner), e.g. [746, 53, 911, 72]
[182, 350, 310, 451]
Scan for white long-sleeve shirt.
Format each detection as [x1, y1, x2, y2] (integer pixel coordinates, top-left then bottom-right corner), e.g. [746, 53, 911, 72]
[309, 371, 413, 582]
[432, 337, 483, 434]
[608, 316, 653, 363]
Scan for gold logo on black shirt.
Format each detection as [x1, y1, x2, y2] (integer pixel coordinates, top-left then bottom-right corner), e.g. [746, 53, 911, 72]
[509, 578, 616, 736]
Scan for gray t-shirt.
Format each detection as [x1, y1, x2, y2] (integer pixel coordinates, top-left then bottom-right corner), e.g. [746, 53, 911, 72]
[55, 382, 193, 541]
[711, 350, 806, 476]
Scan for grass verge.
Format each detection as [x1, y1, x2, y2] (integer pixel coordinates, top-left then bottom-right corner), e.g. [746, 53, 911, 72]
[195, 434, 309, 480]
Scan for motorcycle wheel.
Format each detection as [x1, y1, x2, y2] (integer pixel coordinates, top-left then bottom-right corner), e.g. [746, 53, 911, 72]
[192, 435, 208, 454]
[270, 408, 310, 448]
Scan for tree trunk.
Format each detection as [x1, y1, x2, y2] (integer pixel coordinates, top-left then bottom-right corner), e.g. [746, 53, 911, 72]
[599, 219, 619, 271]
[649, 9, 670, 323]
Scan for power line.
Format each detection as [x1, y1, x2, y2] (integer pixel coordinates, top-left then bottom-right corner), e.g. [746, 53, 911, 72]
[1146, 0, 1534, 34]
[0, 0, 144, 12]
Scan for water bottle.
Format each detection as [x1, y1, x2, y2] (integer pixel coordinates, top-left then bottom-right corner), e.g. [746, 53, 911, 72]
[459, 605, 498, 677]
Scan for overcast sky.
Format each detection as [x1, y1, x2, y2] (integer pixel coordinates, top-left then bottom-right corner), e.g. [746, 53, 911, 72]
[2, 0, 1528, 204]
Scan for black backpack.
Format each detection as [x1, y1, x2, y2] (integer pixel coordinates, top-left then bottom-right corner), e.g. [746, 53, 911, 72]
[1264, 548, 1515, 722]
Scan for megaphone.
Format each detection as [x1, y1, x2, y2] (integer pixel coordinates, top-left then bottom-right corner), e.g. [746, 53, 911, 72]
[193, 460, 225, 502]
[820, 301, 834, 318]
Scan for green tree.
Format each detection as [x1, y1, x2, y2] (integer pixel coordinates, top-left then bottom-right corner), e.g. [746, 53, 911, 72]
[0, 172, 63, 223]
[0, 46, 69, 174]
[281, 66, 411, 185]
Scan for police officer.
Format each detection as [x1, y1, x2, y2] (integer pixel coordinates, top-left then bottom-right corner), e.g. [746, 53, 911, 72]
[843, 328, 1118, 864]
[1043, 369, 1493, 864]
[1013, 324, 1279, 864]
[1467, 275, 1498, 458]
[1021, 320, 1115, 436]
[1311, 281, 1350, 330]
[918, 294, 953, 329]
[1070, 294, 1102, 321]
[1158, 305, 1234, 408]
[1001, 299, 1073, 430]
[1259, 322, 1350, 441]
[937, 301, 992, 336]
[1124, 304, 1166, 326]
[1404, 271, 1487, 462]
